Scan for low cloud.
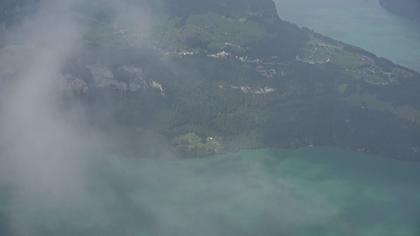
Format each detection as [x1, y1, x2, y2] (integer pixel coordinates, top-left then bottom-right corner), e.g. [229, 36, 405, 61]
[0, 1, 338, 235]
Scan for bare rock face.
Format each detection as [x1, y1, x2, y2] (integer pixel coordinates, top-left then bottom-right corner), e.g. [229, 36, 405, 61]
[61, 75, 89, 95]
[86, 65, 165, 95]
[88, 65, 121, 90]
[116, 66, 147, 92]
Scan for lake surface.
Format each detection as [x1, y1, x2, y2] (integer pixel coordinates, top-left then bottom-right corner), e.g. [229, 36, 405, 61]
[274, 0, 420, 72]
[2, 147, 420, 235]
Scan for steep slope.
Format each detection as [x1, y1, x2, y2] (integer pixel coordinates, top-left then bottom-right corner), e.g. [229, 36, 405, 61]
[1, 0, 420, 159]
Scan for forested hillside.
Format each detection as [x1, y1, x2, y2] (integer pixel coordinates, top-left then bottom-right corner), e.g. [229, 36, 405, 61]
[1, 0, 420, 159]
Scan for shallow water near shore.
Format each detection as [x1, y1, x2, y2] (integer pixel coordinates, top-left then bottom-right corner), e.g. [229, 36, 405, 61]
[2, 147, 420, 235]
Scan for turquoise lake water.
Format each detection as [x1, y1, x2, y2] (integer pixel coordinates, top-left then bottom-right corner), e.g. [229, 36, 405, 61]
[3, 148, 420, 235]
[275, 0, 420, 72]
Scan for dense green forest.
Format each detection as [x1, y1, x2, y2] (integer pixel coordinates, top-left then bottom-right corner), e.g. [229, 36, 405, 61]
[1, 0, 420, 159]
